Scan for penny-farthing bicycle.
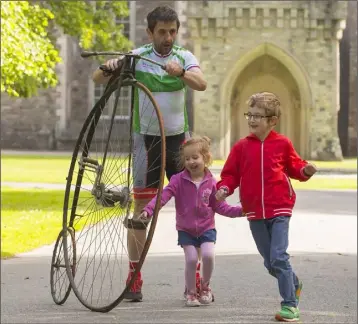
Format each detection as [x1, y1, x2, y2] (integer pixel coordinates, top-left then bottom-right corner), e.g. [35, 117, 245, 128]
[50, 51, 166, 312]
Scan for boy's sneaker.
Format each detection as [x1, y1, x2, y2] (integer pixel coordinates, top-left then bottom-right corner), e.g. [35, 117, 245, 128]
[199, 281, 214, 305]
[295, 280, 303, 307]
[275, 306, 300, 322]
[185, 293, 201, 307]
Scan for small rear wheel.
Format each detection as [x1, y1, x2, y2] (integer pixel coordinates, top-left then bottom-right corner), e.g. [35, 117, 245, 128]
[50, 228, 76, 305]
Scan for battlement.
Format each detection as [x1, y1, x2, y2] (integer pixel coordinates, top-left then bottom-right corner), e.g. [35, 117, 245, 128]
[188, 1, 347, 40]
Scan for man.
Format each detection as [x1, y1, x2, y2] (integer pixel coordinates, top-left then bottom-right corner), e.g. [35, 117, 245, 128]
[92, 5, 207, 301]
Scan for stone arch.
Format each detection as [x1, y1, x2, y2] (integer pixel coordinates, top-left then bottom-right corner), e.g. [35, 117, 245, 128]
[219, 42, 313, 159]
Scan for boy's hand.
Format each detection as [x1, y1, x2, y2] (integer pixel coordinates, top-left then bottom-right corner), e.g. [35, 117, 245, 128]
[304, 163, 317, 176]
[215, 188, 228, 201]
[139, 211, 149, 221]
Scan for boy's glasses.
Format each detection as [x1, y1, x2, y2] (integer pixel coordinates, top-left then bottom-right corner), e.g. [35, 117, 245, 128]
[244, 113, 271, 121]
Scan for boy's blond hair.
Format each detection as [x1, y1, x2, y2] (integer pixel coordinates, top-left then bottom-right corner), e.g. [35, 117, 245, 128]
[178, 135, 213, 169]
[247, 92, 281, 118]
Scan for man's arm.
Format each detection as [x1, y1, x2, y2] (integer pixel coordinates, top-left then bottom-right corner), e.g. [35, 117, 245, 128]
[92, 67, 112, 84]
[180, 67, 207, 91]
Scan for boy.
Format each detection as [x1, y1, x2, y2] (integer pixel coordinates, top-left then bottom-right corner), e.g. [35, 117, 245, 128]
[215, 92, 317, 322]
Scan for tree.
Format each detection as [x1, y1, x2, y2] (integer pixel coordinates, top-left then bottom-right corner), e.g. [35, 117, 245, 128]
[1, 1, 131, 98]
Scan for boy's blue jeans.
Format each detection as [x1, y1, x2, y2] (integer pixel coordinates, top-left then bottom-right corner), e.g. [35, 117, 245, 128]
[249, 216, 299, 307]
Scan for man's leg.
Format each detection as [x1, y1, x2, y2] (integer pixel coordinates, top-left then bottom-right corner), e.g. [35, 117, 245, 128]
[124, 134, 161, 301]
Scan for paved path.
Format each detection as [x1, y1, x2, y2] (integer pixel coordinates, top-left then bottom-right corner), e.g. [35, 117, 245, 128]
[1, 253, 356, 323]
[16, 201, 357, 259]
[1, 173, 356, 323]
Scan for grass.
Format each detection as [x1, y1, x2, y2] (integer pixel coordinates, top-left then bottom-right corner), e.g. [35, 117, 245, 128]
[1, 155, 127, 184]
[1, 187, 127, 259]
[290, 177, 356, 190]
[2, 155, 71, 184]
[1, 173, 355, 258]
[1, 187, 64, 258]
[1, 155, 356, 184]
[213, 158, 357, 170]
[0, 154, 355, 258]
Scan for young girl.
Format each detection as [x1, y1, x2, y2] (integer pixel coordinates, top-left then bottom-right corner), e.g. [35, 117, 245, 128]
[139, 135, 243, 307]
[215, 92, 317, 322]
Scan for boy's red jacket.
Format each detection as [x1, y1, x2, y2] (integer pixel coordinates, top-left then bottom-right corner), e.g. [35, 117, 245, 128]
[216, 131, 310, 220]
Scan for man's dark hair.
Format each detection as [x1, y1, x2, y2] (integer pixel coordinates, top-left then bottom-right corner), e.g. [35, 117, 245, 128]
[147, 6, 180, 32]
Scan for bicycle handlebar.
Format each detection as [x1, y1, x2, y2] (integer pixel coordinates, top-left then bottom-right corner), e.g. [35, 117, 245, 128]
[81, 51, 166, 70]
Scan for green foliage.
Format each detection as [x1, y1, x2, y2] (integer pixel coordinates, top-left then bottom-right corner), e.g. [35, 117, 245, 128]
[1, 1, 131, 98]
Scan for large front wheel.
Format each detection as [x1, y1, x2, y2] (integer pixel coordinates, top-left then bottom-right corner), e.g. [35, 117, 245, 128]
[62, 79, 166, 312]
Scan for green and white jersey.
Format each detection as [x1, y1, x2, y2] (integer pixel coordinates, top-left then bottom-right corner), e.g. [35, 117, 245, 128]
[131, 44, 200, 136]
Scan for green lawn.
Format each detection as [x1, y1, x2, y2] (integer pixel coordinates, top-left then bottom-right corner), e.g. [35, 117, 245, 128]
[1, 187, 128, 259]
[290, 177, 356, 190]
[1, 155, 127, 184]
[1, 172, 355, 258]
[2, 155, 71, 184]
[1, 154, 356, 184]
[213, 158, 357, 170]
[1, 187, 64, 258]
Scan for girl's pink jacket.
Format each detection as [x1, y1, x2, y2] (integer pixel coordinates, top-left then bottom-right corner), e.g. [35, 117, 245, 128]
[143, 169, 242, 237]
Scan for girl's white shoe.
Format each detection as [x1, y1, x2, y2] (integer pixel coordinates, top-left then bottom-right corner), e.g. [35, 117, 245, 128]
[185, 293, 201, 307]
[199, 283, 214, 305]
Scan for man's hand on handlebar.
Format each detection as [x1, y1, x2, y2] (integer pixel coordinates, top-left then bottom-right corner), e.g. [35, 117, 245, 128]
[100, 56, 125, 75]
[104, 57, 124, 71]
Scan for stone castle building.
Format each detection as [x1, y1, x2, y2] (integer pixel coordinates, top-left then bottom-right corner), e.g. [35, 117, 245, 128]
[1, 1, 356, 160]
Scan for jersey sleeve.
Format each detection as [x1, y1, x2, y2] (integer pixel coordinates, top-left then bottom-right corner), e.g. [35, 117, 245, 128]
[130, 45, 150, 56]
[183, 50, 200, 71]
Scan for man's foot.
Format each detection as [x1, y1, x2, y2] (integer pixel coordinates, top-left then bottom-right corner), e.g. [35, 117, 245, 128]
[199, 281, 214, 305]
[185, 293, 201, 307]
[123, 270, 143, 302]
[275, 306, 300, 322]
[295, 280, 303, 307]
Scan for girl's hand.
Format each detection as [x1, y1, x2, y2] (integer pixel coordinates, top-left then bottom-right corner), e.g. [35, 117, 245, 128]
[304, 163, 317, 176]
[215, 188, 228, 201]
[139, 211, 149, 221]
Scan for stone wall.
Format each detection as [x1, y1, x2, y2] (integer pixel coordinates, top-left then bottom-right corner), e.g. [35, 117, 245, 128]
[347, 1, 357, 156]
[186, 0, 347, 160]
[0, 28, 64, 150]
[55, 36, 96, 150]
[1, 1, 354, 160]
[1, 89, 60, 150]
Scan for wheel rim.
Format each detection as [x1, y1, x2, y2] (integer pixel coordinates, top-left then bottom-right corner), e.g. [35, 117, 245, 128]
[50, 228, 76, 305]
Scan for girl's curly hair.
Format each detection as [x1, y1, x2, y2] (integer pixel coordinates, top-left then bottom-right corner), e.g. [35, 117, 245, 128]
[178, 135, 213, 170]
